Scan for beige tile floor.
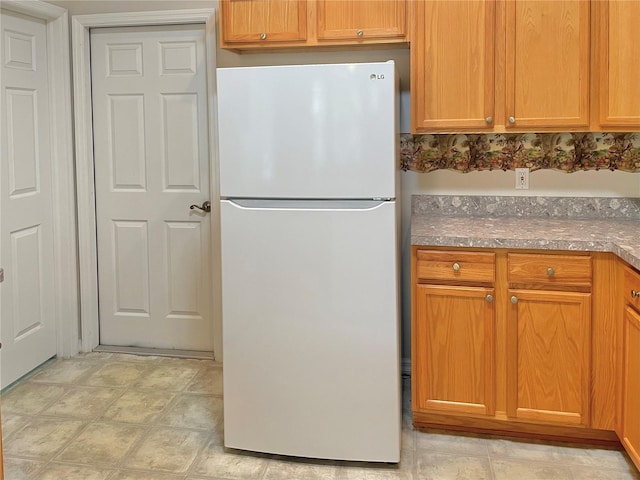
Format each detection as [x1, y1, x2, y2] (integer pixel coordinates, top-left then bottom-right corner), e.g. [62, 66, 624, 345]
[2, 352, 639, 480]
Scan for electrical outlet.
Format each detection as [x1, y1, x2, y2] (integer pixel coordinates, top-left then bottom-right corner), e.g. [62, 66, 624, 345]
[515, 168, 529, 190]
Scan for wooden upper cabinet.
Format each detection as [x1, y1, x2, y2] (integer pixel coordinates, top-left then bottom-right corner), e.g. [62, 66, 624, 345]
[220, 0, 407, 49]
[595, 0, 640, 129]
[411, 0, 496, 133]
[411, 0, 598, 133]
[220, 0, 307, 46]
[316, 1, 406, 41]
[505, 0, 590, 130]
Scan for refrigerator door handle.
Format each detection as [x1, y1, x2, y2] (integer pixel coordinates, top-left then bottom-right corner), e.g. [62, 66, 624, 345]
[224, 199, 391, 211]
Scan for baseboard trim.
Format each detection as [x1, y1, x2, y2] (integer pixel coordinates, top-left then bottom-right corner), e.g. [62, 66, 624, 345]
[94, 345, 214, 360]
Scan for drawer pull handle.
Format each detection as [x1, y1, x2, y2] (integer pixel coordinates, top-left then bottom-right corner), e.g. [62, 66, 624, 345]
[357, 29, 364, 37]
[632, 290, 640, 299]
[547, 267, 555, 276]
[511, 296, 518, 304]
[452, 262, 461, 272]
[260, 33, 267, 40]
[486, 294, 493, 303]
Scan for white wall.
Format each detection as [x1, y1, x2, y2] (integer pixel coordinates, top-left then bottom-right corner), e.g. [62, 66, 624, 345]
[54, 0, 640, 365]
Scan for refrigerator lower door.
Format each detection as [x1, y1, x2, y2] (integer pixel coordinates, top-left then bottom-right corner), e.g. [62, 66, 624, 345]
[220, 199, 401, 462]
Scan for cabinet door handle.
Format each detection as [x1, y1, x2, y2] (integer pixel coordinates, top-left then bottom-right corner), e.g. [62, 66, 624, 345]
[260, 33, 267, 40]
[547, 267, 555, 276]
[632, 290, 640, 299]
[452, 262, 461, 272]
[511, 295, 518, 304]
[508, 116, 516, 124]
[357, 29, 364, 37]
[486, 294, 494, 303]
[485, 116, 493, 124]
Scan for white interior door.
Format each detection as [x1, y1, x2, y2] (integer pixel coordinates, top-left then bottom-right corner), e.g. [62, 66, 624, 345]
[0, 9, 57, 388]
[91, 24, 213, 351]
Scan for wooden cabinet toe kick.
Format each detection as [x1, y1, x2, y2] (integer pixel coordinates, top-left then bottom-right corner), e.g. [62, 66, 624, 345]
[412, 412, 621, 447]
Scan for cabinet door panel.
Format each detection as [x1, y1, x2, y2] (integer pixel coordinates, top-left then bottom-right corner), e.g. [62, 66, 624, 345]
[411, 0, 495, 132]
[622, 306, 640, 469]
[316, 1, 406, 40]
[596, 0, 640, 128]
[507, 289, 591, 426]
[414, 285, 495, 416]
[221, 0, 307, 44]
[505, 0, 590, 129]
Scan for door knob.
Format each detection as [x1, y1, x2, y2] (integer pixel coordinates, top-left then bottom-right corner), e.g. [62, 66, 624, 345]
[190, 201, 211, 213]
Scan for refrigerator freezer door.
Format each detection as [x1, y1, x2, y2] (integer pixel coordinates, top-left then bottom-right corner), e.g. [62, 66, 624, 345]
[220, 199, 401, 462]
[217, 62, 397, 200]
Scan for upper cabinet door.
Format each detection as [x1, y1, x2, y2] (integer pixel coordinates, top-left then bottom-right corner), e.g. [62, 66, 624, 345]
[220, 0, 307, 45]
[505, 0, 590, 130]
[411, 0, 496, 133]
[595, 0, 640, 129]
[316, 1, 406, 41]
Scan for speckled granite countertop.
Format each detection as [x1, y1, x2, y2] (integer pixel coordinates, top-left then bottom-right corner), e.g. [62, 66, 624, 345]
[411, 196, 640, 271]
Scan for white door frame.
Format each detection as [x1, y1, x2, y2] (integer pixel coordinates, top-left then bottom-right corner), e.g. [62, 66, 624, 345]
[71, 9, 222, 359]
[1, 0, 78, 358]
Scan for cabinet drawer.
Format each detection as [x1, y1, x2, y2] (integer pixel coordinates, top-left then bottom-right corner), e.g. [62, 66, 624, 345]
[508, 253, 592, 286]
[625, 266, 640, 312]
[416, 250, 495, 283]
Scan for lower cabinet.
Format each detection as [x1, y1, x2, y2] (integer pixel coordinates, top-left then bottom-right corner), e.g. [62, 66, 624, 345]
[412, 246, 640, 469]
[412, 247, 594, 433]
[507, 289, 591, 426]
[622, 266, 640, 470]
[414, 284, 495, 416]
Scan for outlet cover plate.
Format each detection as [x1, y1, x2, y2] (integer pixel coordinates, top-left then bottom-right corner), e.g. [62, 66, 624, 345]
[515, 168, 530, 189]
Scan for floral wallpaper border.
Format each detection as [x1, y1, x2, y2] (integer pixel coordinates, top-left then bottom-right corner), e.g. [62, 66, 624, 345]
[400, 133, 640, 173]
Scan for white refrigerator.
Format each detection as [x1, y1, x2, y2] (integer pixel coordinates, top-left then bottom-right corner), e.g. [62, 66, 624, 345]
[217, 61, 401, 462]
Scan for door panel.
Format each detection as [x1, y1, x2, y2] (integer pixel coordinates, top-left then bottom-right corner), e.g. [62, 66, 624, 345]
[0, 9, 56, 388]
[316, 1, 406, 40]
[108, 95, 146, 190]
[596, 0, 640, 128]
[507, 289, 591, 425]
[112, 221, 150, 316]
[505, 0, 590, 128]
[91, 25, 213, 350]
[414, 284, 495, 416]
[220, 0, 307, 44]
[622, 306, 640, 466]
[411, 0, 495, 132]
